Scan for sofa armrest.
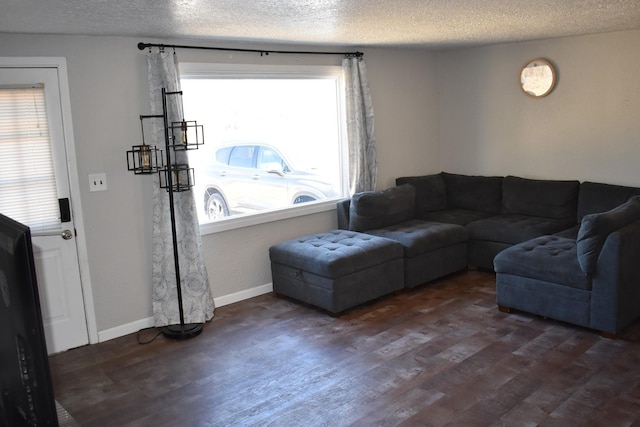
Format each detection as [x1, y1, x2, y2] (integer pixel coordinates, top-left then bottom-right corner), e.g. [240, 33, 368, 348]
[590, 220, 640, 334]
[337, 199, 351, 230]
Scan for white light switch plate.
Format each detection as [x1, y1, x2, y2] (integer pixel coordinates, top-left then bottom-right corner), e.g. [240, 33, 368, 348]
[89, 173, 107, 192]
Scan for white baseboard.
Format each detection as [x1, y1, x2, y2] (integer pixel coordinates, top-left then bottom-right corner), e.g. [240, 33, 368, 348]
[97, 316, 155, 342]
[213, 282, 273, 308]
[96, 282, 274, 343]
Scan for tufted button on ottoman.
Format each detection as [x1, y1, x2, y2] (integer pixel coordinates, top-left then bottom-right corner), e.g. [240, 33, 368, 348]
[269, 230, 404, 314]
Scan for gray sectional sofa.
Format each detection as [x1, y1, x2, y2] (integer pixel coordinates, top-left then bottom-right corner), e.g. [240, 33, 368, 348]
[336, 172, 640, 335]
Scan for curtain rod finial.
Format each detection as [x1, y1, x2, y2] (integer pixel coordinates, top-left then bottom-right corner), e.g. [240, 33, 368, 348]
[137, 42, 147, 51]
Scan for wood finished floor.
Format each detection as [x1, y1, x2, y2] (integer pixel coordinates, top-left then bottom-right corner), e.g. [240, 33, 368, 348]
[49, 270, 640, 426]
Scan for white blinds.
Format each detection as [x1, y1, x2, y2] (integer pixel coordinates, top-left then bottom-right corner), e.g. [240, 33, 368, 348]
[0, 85, 61, 232]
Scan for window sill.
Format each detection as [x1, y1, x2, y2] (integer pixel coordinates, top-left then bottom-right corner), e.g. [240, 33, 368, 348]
[198, 197, 345, 235]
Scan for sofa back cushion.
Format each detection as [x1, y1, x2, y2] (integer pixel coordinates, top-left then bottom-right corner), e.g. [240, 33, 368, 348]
[502, 176, 579, 220]
[577, 181, 640, 221]
[349, 184, 416, 232]
[441, 172, 503, 213]
[395, 174, 447, 217]
[577, 195, 640, 274]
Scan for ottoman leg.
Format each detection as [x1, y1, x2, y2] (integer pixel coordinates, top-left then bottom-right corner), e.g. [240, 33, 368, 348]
[498, 305, 511, 313]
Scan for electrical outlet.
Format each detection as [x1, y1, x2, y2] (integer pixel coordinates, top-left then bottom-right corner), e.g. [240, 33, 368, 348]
[89, 173, 108, 192]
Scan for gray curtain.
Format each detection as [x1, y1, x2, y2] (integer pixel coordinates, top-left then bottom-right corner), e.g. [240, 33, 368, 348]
[147, 50, 214, 326]
[343, 56, 377, 194]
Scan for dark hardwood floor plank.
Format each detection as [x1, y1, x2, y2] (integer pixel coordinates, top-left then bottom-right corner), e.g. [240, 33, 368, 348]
[48, 270, 640, 426]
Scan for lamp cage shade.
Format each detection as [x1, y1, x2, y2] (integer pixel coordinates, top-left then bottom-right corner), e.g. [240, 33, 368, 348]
[170, 120, 204, 151]
[159, 164, 195, 192]
[127, 144, 163, 174]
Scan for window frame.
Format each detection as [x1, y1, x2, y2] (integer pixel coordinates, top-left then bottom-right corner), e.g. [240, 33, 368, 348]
[179, 62, 349, 235]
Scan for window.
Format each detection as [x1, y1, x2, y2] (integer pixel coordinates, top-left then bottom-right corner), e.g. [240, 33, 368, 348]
[180, 63, 347, 231]
[0, 84, 60, 232]
[258, 147, 286, 172]
[228, 145, 255, 169]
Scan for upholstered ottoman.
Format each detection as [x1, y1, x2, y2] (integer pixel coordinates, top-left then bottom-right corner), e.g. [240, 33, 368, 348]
[269, 230, 404, 314]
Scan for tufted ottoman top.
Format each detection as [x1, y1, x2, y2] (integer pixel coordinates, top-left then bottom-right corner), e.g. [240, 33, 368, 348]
[494, 235, 591, 290]
[269, 230, 403, 279]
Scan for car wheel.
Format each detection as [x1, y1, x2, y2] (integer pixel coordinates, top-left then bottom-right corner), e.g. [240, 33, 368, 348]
[293, 195, 316, 204]
[205, 191, 229, 219]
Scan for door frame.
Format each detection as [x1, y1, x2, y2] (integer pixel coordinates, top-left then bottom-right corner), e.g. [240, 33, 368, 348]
[0, 56, 98, 345]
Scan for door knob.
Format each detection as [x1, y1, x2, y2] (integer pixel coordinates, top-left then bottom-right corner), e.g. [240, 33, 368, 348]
[61, 229, 73, 240]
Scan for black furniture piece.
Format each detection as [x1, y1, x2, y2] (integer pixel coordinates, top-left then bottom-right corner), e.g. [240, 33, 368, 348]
[0, 213, 59, 426]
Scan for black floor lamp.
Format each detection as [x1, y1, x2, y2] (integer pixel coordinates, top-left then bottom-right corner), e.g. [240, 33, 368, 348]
[126, 88, 204, 340]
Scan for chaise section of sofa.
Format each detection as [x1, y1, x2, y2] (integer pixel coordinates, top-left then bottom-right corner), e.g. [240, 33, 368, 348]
[495, 195, 640, 335]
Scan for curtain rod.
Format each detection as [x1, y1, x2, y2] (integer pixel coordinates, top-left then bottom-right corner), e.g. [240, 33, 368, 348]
[137, 42, 363, 58]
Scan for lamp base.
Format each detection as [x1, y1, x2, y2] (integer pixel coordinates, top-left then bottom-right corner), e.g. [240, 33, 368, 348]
[162, 323, 203, 340]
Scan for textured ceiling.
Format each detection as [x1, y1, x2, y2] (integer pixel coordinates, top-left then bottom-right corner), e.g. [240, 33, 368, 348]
[1, 0, 640, 48]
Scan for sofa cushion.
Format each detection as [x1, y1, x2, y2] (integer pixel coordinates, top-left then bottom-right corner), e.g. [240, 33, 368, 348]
[366, 219, 469, 258]
[553, 225, 580, 240]
[577, 181, 640, 221]
[441, 172, 503, 213]
[349, 184, 415, 232]
[576, 195, 640, 274]
[502, 176, 579, 220]
[396, 173, 447, 215]
[420, 208, 496, 226]
[467, 214, 576, 245]
[494, 235, 591, 290]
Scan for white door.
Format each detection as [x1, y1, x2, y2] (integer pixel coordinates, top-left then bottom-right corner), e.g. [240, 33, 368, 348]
[0, 66, 89, 354]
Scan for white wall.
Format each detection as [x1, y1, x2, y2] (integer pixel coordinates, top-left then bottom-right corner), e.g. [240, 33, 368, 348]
[438, 29, 640, 186]
[0, 34, 440, 335]
[365, 48, 441, 188]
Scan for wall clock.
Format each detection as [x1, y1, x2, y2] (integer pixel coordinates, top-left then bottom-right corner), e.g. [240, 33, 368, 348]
[520, 58, 556, 98]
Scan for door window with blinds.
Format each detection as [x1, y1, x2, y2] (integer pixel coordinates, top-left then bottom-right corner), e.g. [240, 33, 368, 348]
[0, 84, 61, 232]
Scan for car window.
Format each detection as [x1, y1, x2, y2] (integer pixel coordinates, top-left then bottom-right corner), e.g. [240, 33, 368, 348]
[228, 146, 257, 168]
[258, 147, 286, 171]
[215, 146, 233, 165]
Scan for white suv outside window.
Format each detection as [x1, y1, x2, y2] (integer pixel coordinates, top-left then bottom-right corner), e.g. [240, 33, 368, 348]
[202, 142, 339, 219]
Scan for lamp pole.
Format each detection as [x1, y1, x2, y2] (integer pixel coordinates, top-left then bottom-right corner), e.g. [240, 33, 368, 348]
[159, 88, 202, 340]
